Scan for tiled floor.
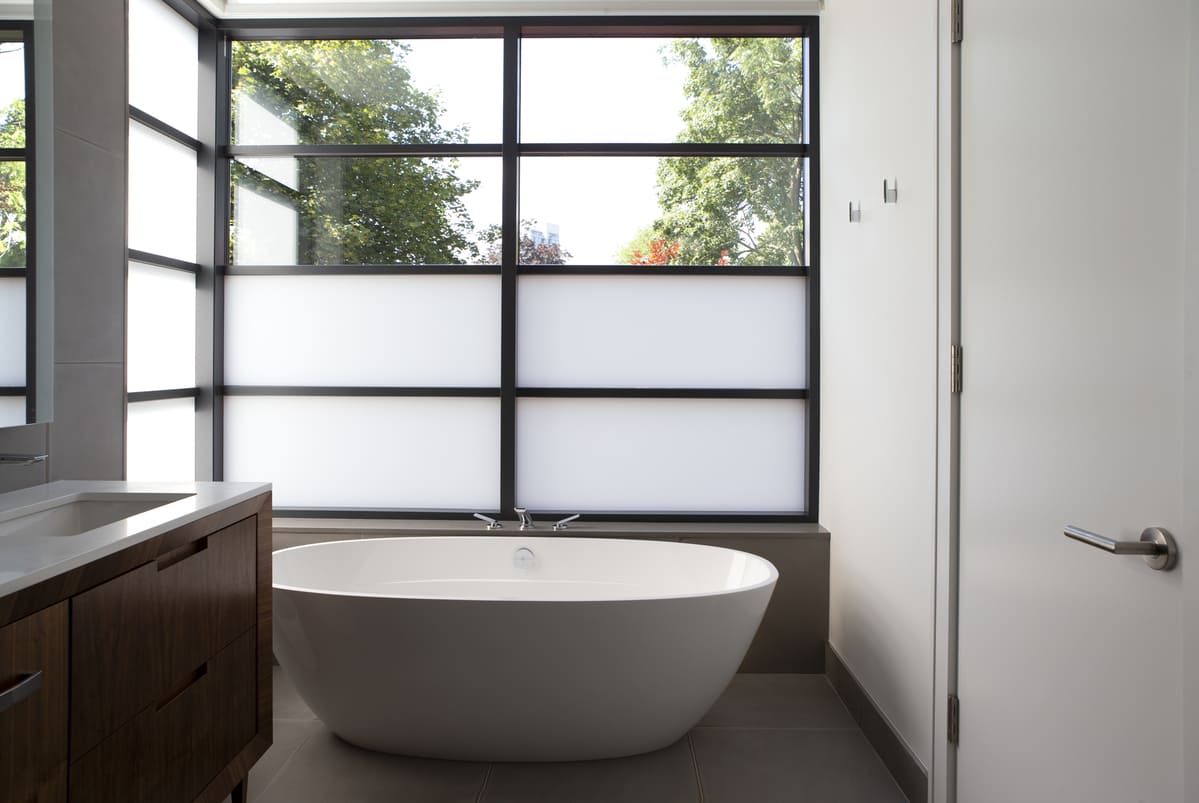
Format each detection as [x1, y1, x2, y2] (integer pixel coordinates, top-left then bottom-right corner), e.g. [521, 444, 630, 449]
[237, 668, 906, 803]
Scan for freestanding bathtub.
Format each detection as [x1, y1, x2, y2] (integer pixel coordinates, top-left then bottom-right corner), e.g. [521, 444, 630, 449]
[272, 536, 777, 762]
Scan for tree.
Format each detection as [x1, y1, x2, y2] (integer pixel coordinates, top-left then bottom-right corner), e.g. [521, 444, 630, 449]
[625, 38, 806, 267]
[479, 219, 571, 265]
[0, 98, 26, 268]
[231, 40, 480, 265]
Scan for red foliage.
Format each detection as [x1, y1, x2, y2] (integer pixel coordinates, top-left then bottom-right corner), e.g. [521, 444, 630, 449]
[628, 238, 681, 265]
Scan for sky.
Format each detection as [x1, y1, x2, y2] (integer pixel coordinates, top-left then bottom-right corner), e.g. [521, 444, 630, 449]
[0, 43, 24, 113]
[403, 38, 690, 264]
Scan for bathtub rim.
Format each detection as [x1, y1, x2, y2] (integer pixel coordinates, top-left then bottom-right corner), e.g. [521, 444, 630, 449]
[272, 534, 779, 603]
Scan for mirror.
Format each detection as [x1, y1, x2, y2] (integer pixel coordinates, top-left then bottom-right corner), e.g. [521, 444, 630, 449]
[0, 1, 51, 427]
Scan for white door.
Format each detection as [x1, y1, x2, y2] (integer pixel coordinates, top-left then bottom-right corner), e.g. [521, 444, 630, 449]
[956, 0, 1194, 801]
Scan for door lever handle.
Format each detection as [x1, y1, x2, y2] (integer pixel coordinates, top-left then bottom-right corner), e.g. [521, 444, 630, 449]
[1063, 525, 1178, 571]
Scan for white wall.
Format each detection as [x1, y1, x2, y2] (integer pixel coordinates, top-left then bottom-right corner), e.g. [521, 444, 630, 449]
[820, 0, 939, 771]
[820, 0, 940, 771]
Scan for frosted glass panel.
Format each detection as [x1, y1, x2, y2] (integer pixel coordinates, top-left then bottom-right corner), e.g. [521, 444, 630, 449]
[225, 275, 501, 386]
[128, 0, 198, 137]
[129, 122, 198, 262]
[127, 397, 195, 481]
[232, 183, 298, 265]
[128, 263, 195, 392]
[224, 396, 500, 509]
[517, 398, 806, 512]
[0, 396, 23, 427]
[519, 276, 806, 388]
[0, 277, 24, 385]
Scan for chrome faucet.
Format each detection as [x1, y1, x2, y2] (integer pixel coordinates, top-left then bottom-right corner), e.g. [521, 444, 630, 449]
[0, 453, 47, 466]
[553, 514, 580, 531]
[473, 513, 502, 530]
[514, 507, 535, 530]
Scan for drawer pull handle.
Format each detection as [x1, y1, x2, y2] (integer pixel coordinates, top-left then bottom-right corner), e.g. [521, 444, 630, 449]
[0, 670, 42, 713]
[157, 662, 208, 711]
[157, 536, 208, 571]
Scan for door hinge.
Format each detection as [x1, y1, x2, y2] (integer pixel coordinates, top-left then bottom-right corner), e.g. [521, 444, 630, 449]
[950, 344, 963, 394]
[952, 0, 964, 44]
[947, 694, 960, 745]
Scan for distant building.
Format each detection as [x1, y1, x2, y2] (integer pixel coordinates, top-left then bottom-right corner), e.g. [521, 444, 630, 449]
[527, 222, 560, 247]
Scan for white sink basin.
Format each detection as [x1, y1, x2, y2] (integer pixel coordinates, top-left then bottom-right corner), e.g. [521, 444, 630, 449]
[0, 493, 195, 540]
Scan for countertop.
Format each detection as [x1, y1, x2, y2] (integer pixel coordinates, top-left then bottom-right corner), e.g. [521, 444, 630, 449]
[0, 480, 271, 600]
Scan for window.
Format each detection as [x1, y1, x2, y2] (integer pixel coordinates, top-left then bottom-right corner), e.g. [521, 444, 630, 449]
[126, 0, 205, 480]
[220, 18, 818, 519]
[0, 24, 33, 427]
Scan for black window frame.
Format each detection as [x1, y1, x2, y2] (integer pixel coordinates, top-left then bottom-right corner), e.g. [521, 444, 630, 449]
[214, 15, 819, 523]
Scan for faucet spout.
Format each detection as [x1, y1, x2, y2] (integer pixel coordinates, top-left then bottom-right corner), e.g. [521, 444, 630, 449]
[0, 453, 47, 467]
[514, 507, 535, 530]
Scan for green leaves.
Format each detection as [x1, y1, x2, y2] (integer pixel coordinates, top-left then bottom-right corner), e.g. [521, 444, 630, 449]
[230, 41, 478, 266]
[629, 38, 806, 267]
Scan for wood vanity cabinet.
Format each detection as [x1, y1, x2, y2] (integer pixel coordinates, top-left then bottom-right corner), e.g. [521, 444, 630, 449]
[0, 490, 272, 803]
[0, 602, 68, 803]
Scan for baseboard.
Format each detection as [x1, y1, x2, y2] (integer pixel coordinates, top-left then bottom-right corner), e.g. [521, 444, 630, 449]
[825, 643, 928, 803]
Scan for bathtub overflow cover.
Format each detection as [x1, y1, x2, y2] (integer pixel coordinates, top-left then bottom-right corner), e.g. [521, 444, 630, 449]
[513, 547, 536, 569]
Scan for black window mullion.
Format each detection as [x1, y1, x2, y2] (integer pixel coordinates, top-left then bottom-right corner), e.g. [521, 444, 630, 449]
[499, 23, 520, 516]
[130, 105, 203, 153]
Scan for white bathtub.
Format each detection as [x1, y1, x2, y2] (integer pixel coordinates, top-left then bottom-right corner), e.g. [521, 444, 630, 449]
[272, 536, 777, 761]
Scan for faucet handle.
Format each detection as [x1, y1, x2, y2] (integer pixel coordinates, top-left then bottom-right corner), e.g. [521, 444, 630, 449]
[514, 507, 535, 530]
[473, 513, 502, 530]
[553, 514, 580, 531]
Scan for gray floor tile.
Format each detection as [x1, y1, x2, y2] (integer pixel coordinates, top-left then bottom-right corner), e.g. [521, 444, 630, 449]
[272, 665, 317, 721]
[249, 719, 324, 801]
[254, 725, 488, 803]
[691, 728, 906, 803]
[698, 674, 856, 730]
[480, 738, 700, 803]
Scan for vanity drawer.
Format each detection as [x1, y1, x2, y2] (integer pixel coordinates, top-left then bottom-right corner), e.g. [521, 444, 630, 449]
[69, 628, 257, 803]
[0, 602, 68, 803]
[70, 516, 257, 760]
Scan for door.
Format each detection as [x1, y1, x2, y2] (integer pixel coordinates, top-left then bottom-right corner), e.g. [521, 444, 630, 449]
[956, 0, 1194, 801]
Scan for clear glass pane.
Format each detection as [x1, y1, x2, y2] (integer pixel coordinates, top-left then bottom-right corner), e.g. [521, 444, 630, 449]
[518, 275, 806, 388]
[129, 0, 198, 138]
[0, 395, 23, 427]
[129, 122, 197, 262]
[127, 397, 196, 481]
[0, 275, 24, 385]
[231, 39, 503, 145]
[0, 37, 25, 148]
[224, 275, 501, 387]
[224, 396, 500, 509]
[231, 157, 500, 266]
[517, 398, 805, 513]
[521, 37, 805, 144]
[128, 263, 196, 392]
[0, 161, 27, 267]
[519, 157, 807, 267]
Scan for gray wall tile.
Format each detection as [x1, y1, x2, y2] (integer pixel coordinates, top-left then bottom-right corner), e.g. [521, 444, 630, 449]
[51, 0, 126, 154]
[0, 423, 49, 492]
[50, 362, 124, 480]
[53, 130, 125, 365]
